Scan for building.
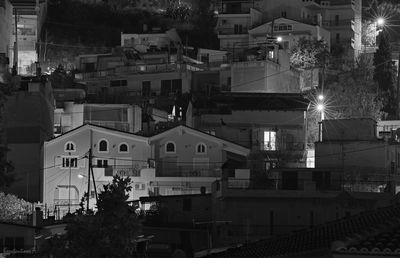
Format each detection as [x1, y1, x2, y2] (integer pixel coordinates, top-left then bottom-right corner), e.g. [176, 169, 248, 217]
[9, 0, 47, 75]
[0, 222, 36, 255]
[4, 76, 54, 202]
[43, 124, 249, 217]
[0, 0, 13, 59]
[54, 102, 143, 136]
[192, 93, 309, 168]
[215, 0, 263, 51]
[315, 118, 400, 193]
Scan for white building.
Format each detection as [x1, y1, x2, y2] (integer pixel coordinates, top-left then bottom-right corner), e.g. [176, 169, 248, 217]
[43, 124, 249, 217]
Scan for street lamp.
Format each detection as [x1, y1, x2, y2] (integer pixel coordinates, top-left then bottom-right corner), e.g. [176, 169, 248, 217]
[276, 36, 283, 42]
[377, 17, 385, 27]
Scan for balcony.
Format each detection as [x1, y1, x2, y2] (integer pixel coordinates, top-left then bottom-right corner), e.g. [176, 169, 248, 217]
[322, 19, 353, 28]
[75, 63, 185, 81]
[156, 164, 222, 177]
[218, 27, 249, 35]
[260, 141, 305, 152]
[216, 1, 254, 14]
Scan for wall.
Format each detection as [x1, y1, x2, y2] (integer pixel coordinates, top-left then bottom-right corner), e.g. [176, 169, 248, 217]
[322, 119, 377, 141]
[0, 0, 12, 56]
[0, 223, 36, 253]
[230, 52, 301, 93]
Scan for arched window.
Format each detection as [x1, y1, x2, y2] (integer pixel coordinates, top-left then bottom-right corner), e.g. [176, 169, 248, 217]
[98, 139, 108, 152]
[165, 141, 176, 153]
[64, 141, 76, 152]
[196, 143, 207, 154]
[119, 143, 128, 153]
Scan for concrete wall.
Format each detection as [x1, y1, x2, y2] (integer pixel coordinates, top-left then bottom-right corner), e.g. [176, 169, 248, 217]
[230, 53, 300, 93]
[322, 119, 376, 141]
[0, 223, 36, 252]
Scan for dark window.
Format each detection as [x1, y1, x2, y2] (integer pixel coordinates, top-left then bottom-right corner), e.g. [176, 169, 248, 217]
[197, 143, 206, 153]
[166, 142, 175, 153]
[183, 198, 192, 211]
[4, 237, 13, 251]
[345, 211, 351, 217]
[99, 140, 108, 152]
[62, 157, 78, 168]
[234, 24, 243, 34]
[161, 79, 182, 96]
[310, 211, 314, 228]
[281, 11, 286, 18]
[0, 237, 3, 252]
[281, 171, 298, 190]
[14, 237, 24, 250]
[336, 33, 340, 43]
[97, 159, 108, 168]
[83, 63, 95, 72]
[65, 142, 75, 151]
[335, 15, 339, 25]
[142, 81, 151, 97]
[270, 210, 274, 235]
[105, 166, 113, 177]
[119, 144, 128, 152]
[110, 80, 127, 87]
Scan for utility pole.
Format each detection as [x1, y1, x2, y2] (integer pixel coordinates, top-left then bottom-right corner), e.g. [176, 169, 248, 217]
[87, 148, 92, 213]
[13, 8, 18, 74]
[68, 152, 72, 214]
[396, 52, 400, 119]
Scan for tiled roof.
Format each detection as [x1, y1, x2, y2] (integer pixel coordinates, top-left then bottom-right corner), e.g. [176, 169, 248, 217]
[204, 204, 400, 258]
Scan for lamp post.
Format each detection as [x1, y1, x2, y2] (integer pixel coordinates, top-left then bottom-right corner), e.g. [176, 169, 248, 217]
[317, 94, 325, 142]
[68, 152, 72, 214]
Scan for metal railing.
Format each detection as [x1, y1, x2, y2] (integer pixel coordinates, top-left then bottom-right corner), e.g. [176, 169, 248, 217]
[260, 141, 305, 151]
[218, 27, 249, 35]
[156, 164, 222, 177]
[86, 121, 130, 132]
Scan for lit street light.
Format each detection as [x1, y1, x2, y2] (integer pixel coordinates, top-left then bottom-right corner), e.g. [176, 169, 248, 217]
[377, 17, 385, 27]
[276, 36, 282, 42]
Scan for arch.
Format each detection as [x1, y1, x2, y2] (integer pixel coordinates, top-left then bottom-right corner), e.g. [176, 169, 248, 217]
[64, 141, 76, 152]
[118, 143, 129, 153]
[165, 141, 176, 153]
[98, 139, 109, 153]
[196, 142, 207, 154]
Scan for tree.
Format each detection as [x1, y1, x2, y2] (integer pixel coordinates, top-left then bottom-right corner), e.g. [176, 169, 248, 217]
[373, 30, 395, 116]
[290, 37, 330, 70]
[0, 192, 32, 222]
[41, 176, 140, 257]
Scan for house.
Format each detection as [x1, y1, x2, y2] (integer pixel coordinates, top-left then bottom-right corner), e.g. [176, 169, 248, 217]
[215, 1, 263, 52]
[4, 76, 55, 202]
[9, 0, 47, 75]
[192, 92, 309, 168]
[43, 124, 250, 218]
[0, 222, 37, 255]
[315, 118, 400, 194]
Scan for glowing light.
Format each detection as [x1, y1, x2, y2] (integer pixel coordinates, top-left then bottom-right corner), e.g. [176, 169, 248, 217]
[276, 36, 283, 42]
[317, 103, 324, 112]
[318, 94, 324, 101]
[377, 17, 385, 26]
[78, 174, 85, 179]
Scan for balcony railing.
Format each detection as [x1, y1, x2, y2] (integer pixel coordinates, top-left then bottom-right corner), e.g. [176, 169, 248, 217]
[260, 141, 305, 151]
[86, 121, 130, 132]
[75, 63, 185, 80]
[156, 164, 222, 177]
[322, 19, 353, 27]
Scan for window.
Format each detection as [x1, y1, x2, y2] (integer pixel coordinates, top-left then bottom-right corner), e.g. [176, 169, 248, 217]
[62, 157, 78, 168]
[281, 11, 286, 18]
[234, 24, 243, 34]
[336, 33, 340, 43]
[165, 141, 176, 153]
[97, 159, 108, 168]
[110, 80, 127, 87]
[119, 143, 128, 153]
[161, 79, 182, 96]
[142, 81, 151, 97]
[98, 139, 108, 152]
[183, 198, 192, 211]
[196, 143, 207, 154]
[264, 131, 276, 150]
[335, 15, 339, 25]
[64, 141, 76, 152]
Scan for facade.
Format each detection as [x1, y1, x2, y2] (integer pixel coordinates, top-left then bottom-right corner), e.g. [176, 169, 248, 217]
[315, 118, 400, 193]
[0, 222, 36, 254]
[43, 124, 249, 217]
[54, 102, 143, 136]
[0, 0, 13, 59]
[4, 76, 54, 202]
[9, 0, 48, 75]
[193, 93, 309, 168]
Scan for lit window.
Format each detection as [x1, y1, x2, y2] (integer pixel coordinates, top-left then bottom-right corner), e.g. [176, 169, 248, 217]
[98, 139, 108, 152]
[119, 143, 128, 153]
[264, 131, 276, 151]
[165, 142, 176, 153]
[62, 157, 78, 168]
[196, 143, 207, 154]
[64, 141, 76, 152]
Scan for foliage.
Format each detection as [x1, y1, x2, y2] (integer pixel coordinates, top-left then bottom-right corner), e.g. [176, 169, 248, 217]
[362, 20, 377, 47]
[165, 0, 193, 23]
[0, 192, 32, 222]
[290, 37, 330, 69]
[49, 64, 75, 89]
[41, 176, 140, 258]
[373, 30, 395, 116]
